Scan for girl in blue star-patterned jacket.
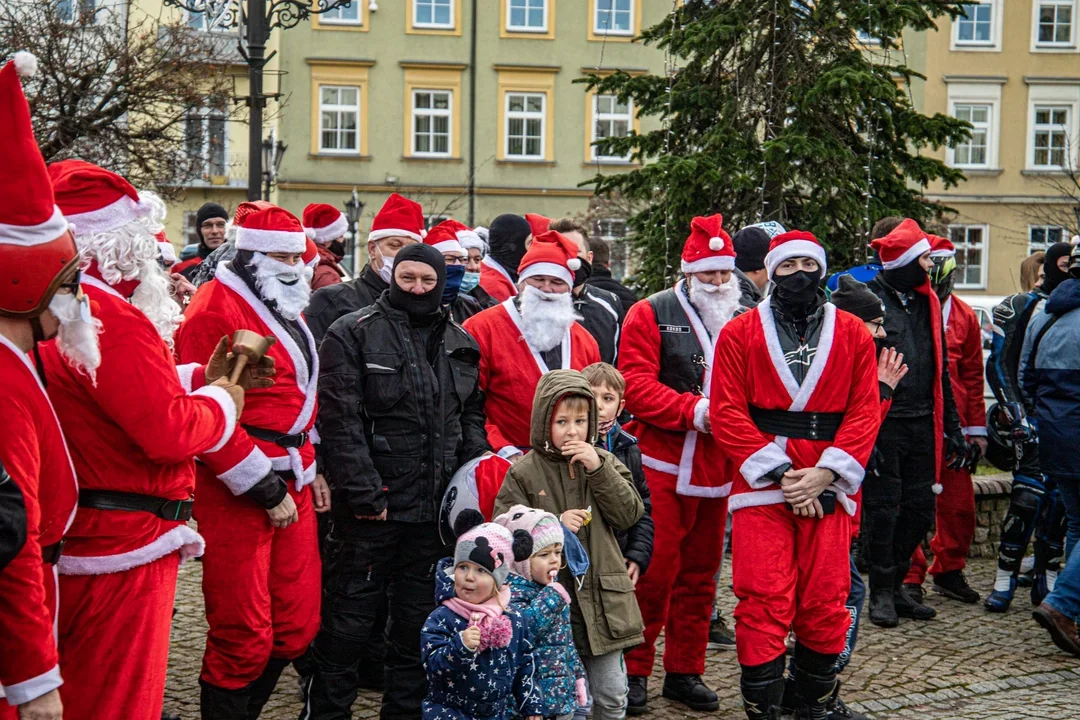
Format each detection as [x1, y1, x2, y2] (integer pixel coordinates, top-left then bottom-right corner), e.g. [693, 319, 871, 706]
[422, 515, 544, 720]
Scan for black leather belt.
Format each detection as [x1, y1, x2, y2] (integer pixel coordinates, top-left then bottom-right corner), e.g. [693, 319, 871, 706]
[749, 406, 844, 441]
[78, 489, 194, 521]
[243, 424, 308, 449]
[42, 540, 64, 565]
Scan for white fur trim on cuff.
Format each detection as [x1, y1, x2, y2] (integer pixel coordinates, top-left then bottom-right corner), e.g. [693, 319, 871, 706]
[64, 195, 147, 237]
[1, 664, 63, 706]
[310, 214, 349, 244]
[963, 426, 987, 437]
[217, 447, 274, 495]
[192, 385, 238, 454]
[740, 442, 793, 488]
[497, 445, 524, 460]
[56, 524, 204, 575]
[692, 398, 710, 433]
[765, 240, 828, 279]
[519, 262, 573, 287]
[236, 227, 307, 254]
[681, 256, 735, 274]
[880, 238, 931, 270]
[816, 446, 866, 495]
[0, 205, 69, 246]
[176, 362, 201, 393]
[368, 228, 424, 243]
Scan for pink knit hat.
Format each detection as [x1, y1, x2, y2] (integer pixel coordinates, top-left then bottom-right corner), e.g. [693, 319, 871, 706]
[494, 505, 564, 578]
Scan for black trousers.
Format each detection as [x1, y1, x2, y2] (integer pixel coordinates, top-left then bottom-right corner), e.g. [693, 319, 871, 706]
[861, 415, 937, 589]
[301, 520, 446, 720]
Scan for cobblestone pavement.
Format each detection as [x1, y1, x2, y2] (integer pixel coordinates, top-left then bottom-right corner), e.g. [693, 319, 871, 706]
[165, 557, 1080, 719]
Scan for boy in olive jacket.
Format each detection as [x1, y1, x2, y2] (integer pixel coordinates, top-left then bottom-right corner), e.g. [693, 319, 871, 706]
[494, 370, 645, 720]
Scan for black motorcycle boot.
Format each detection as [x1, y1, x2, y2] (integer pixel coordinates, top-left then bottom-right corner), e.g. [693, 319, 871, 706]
[740, 658, 785, 720]
[627, 675, 648, 715]
[199, 679, 250, 720]
[894, 584, 937, 620]
[246, 657, 291, 719]
[663, 672, 720, 712]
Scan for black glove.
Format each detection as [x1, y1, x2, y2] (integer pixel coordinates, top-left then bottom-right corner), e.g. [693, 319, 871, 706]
[243, 470, 289, 510]
[945, 432, 968, 471]
[763, 463, 792, 485]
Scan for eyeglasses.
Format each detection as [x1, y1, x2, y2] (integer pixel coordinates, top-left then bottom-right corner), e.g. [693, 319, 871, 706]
[444, 256, 466, 266]
[869, 320, 885, 334]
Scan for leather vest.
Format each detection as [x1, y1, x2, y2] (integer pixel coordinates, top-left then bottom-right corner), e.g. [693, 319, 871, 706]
[647, 287, 706, 396]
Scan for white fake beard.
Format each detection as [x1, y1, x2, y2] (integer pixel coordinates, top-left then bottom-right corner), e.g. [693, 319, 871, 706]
[688, 275, 742, 338]
[518, 284, 581, 352]
[250, 252, 314, 321]
[49, 292, 103, 385]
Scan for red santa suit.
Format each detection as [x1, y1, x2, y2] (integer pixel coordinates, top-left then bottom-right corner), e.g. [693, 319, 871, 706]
[621, 215, 737, 679]
[907, 282, 985, 584]
[43, 161, 236, 720]
[711, 233, 879, 669]
[175, 206, 322, 694]
[478, 255, 519, 303]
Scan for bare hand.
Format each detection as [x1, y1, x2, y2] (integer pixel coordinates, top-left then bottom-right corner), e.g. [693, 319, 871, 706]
[210, 377, 245, 419]
[561, 509, 589, 533]
[781, 467, 835, 508]
[311, 473, 331, 513]
[356, 508, 388, 521]
[792, 498, 825, 519]
[561, 440, 601, 472]
[18, 689, 63, 720]
[877, 347, 909, 390]
[169, 272, 196, 307]
[626, 560, 641, 586]
[461, 625, 481, 651]
[971, 436, 988, 455]
[267, 493, 298, 529]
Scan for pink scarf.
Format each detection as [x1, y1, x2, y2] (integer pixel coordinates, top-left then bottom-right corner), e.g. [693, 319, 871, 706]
[443, 586, 514, 651]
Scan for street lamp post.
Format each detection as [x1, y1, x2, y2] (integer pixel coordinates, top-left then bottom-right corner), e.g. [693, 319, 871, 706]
[343, 187, 365, 276]
[164, 0, 352, 201]
[261, 129, 287, 201]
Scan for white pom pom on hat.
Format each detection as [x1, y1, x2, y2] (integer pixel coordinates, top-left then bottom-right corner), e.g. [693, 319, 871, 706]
[567, 257, 582, 271]
[709, 236, 724, 251]
[932, 483, 943, 495]
[304, 227, 317, 240]
[13, 51, 37, 78]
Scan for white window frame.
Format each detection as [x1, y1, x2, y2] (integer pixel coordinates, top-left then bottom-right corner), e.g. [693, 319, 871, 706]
[949, 103, 993, 169]
[948, 224, 989, 290]
[184, 106, 229, 181]
[504, 92, 546, 160]
[413, 0, 454, 29]
[58, 0, 96, 23]
[506, 0, 548, 33]
[411, 89, 453, 158]
[594, 0, 633, 37]
[1032, 0, 1077, 49]
[946, 82, 1001, 169]
[1031, 105, 1073, 170]
[592, 94, 633, 162]
[318, 0, 362, 25]
[1029, 225, 1069, 254]
[1026, 85, 1080, 171]
[318, 85, 362, 155]
[951, 1, 1002, 51]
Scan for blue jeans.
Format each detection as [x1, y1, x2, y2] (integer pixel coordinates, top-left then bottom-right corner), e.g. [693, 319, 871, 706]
[1046, 477, 1080, 619]
[788, 555, 865, 676]
[1053, 476, 1080, 559]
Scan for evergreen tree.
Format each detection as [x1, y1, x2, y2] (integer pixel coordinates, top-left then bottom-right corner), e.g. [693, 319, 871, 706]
[586, 0, 971, 292]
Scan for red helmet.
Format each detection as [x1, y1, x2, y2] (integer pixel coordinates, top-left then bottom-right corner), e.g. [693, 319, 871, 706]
[0, 52, 80, 319]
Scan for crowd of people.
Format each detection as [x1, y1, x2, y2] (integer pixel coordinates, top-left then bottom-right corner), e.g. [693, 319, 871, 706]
[4, 48, 1080, 720]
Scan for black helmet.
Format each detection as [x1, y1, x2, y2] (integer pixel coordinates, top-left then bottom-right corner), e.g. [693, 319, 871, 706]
[1070, 242, 1080, 279]
[984, 403, 1018, 472]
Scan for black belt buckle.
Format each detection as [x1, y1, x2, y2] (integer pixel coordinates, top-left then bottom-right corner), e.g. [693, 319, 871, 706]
[160, 497, 194, 521]
[42, 539, 65, 565]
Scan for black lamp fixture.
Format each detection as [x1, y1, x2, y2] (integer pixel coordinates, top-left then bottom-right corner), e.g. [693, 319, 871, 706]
[260, 129, 287, 201]
[342, 187, 365, 275]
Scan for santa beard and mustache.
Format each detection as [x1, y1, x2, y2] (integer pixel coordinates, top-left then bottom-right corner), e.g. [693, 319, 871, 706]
[249, 252, 314, 321]
[49, 291, 103, 385]
[688, 275, 741, 338]
[518, 284, 582, 352]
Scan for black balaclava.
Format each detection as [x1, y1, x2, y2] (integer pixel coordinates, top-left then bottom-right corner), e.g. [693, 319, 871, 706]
[773, 268, 824, 320]
[1043, 242, 1073, 294]
[195, 202, 229, 258]
[573, 257, 593, 288]
[882, 257, 928, 293]
[487, 214, 532, 281]
[327, 239, 346, 260]
[831, 274, 885, 322]
[388, 243, 446, 324]
[732, 227, 770, 273]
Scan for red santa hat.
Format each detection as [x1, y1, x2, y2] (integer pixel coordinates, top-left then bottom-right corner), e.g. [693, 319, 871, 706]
[928, 233, 955, 258]
[681, 214, 736, 273]
[870, 218, 931, 270]
[233, 200, 274, 225]
[518, 230, 581, 286]
[303, 237, 319, 268]
[764, 229, 829, 279]
[425, 219, 477, 257]
[0, 51, 81, 318]
[302, 203, 349, 245]
[368, 192, 426, 243]
[236, 205, 307, 254]
[525, 213, 551, 239]
[48, 159, 153, 237]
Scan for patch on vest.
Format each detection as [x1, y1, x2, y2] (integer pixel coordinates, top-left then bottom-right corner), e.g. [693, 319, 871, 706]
[658, 324, 691, 334]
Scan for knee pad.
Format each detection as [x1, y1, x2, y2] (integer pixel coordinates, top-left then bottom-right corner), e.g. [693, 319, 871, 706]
[793, 643, 839, 676]
[1034, 492, 1068, 572]
[998, 482, 1044, 572]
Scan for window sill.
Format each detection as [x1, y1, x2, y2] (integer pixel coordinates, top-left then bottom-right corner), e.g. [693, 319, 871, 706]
[1021, 168, 1071, 176]
[1032, 44, 1077, 52]
[309, 153, 372, 161]
[950, 43, 1002, 52]
[402, 155, 464, 163]
[951, 167, 1004, 176]
[582, 160, 639, 168]
[496, 158, 556, 166]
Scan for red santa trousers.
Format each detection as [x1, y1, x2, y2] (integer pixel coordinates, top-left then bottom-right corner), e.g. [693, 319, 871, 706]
[196, 471, 321, 689]
[56, 553, 180, 720]
[905, 466, 976, 584]
[624, 468, 726, 677]
[731, 504, 851, 667]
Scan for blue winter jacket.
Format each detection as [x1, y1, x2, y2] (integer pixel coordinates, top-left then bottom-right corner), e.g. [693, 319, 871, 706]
[506, 573, 586, 718]
[1020, 278, 1080, 480]
[421, 558, 544, 720]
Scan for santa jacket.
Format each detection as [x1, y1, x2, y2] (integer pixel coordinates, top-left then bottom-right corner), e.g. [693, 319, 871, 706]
[463, 299, 600, 455]
[0, 337, 77, 706]
[942, 295, 987, 436]
[618, 280, 732, 497]
[39, 276, 235, 576]
[176, 263, 319, 496]
[478, 256, 518, 303]
[311, 245, 346, 292]
[710, 302, 880, 515]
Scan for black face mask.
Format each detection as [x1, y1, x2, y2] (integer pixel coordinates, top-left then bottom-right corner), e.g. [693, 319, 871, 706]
[388, 244, 447, 323]
[574, 258, 593, 287]
[327, 239, 346, 259]
[773, 269, 823, 318]
[1043, 242, 1073, 294]
[882, 261, 928, 293]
